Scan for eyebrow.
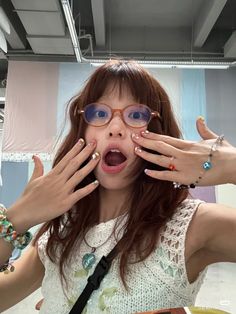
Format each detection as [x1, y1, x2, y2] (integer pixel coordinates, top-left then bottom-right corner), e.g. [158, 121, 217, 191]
[95, 101, 144, 106]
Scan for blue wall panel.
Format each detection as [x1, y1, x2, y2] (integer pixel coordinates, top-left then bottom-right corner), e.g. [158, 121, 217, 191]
[181, 69, 206, 141]
[0, 162, 28, 208]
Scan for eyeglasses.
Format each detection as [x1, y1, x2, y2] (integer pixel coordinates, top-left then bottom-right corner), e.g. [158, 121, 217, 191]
[78, 103, 161, 128]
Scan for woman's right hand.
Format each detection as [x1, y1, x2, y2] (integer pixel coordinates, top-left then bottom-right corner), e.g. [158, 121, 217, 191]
[6, 139, 100, 234]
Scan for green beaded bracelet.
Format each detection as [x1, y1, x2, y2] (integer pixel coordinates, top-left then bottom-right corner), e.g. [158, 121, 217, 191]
[0, 204, 32, 250]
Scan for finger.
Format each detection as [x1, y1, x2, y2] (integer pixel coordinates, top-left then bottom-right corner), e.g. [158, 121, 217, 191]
[196, 117, 218, 140]
[140, 131, 193, 149]
[144, 168, 182, 183]
[30, 155, 44, 182]
[67, 152, 100, 191]
[62, 143, 99, 181]
[68, 180, 100, 205]
[132, 134, 181, 158]
[35, 299, 44, 310]
[134, 146, 175, 169]
[53, 138, 87, 174]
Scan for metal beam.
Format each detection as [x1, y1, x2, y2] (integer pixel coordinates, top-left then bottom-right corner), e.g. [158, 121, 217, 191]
[91, 0, 105, 47]
[194, 0, 227, 47]
[224, 31, 236, 58]
[0, 0, 27, 49]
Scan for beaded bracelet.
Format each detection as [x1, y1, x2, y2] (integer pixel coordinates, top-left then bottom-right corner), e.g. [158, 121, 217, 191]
[0, 204, 33, 274]
[0, 260, 15, 274]
[0, 248, 21, 274]
[173, 135, 224, 189]
[0, 205, 33, 249]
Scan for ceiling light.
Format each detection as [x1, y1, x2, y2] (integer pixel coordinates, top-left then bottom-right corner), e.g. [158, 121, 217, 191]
[0, 7, 10, 53]
[0, 7, 10, 34]
[61, 0, 82, 62]
[0, 29, 7, 53]
[90, 61, 230, 69]
[176, 64, 229, 69]
[91, 62, 176, 69]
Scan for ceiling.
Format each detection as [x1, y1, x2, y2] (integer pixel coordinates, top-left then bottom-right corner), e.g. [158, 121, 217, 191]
[0, 0, 236, 81]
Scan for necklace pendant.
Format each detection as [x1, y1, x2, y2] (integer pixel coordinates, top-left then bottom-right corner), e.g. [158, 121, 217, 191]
[82, 252, 96, 271]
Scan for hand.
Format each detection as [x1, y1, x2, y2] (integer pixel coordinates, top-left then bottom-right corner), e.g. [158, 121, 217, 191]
[6, 139, 100, 233]
[35, 298, 44, 311]
[132, 117, 236, 187]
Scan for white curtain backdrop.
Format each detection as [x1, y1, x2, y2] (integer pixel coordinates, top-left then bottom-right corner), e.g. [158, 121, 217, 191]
[1, 61, 59, 162]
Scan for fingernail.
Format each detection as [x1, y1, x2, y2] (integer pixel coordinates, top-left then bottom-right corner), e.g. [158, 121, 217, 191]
[141, 130, 149, 135]
[88, 140, 96, 146]
[78, 138, 85, 145]
[135, 146, 142, 153]
[93, 180, 99, 185]
[198, 116, 205, 123]
[92, 152, 100, 160]
[132, 133, 139, 139]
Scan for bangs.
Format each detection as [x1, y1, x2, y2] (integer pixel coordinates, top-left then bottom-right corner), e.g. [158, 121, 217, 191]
[81, 60, 160, 111]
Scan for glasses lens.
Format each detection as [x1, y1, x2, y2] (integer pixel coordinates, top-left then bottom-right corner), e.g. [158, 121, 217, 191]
[84, 103, 111, 126]
[124, 105, 151, 127]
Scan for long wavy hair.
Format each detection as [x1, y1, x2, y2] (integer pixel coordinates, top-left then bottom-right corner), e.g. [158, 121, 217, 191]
[32, 59, 189, 293]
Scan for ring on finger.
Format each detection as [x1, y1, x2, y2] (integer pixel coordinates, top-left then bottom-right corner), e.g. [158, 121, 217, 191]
[168, 156, 176, 171]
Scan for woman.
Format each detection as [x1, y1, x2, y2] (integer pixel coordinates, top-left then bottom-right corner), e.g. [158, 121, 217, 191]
[0, 60, 236, 314]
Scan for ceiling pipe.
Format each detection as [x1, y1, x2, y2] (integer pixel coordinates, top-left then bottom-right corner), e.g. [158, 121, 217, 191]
[79, 34, 94, 57]
[61, 0, 233, 69]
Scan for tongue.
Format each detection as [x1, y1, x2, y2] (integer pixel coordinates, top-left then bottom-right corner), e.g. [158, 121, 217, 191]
[105, 152, 126, 166]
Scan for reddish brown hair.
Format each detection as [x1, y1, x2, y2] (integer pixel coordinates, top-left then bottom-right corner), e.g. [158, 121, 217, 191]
[32, 59, 188, 293]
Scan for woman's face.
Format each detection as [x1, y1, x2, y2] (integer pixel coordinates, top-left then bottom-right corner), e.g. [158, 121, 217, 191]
[84, 84, 147, 190]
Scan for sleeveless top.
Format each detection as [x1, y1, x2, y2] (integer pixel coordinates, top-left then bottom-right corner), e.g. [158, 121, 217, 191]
[37, 198, 207, 314]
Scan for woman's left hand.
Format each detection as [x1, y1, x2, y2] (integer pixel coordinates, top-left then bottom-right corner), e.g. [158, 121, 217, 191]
[35, 298, 44, 310]
[132, 117, 236, 187]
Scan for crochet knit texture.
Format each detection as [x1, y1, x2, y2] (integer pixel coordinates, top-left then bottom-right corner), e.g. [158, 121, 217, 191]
[37, 198, 207, 314]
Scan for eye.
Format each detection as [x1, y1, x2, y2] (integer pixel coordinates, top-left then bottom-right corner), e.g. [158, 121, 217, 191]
[85, 103, 109, 122]
[128, 110, 149, 121]
[94, 110, 107, 118]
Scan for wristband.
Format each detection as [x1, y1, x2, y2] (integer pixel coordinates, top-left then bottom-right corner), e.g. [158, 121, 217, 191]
[0, 204, 32, 249]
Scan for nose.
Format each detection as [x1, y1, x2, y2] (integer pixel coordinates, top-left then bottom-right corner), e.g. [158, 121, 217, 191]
[107, 113, 126, 138]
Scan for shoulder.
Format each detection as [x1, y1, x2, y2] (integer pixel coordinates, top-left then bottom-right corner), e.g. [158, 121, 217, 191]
[169, 198, 204, 227]
[185, 201, 236, 260]
[35, 229, 50, 265]
[36, 227, 64, 265]
[160, 198, 203, 251]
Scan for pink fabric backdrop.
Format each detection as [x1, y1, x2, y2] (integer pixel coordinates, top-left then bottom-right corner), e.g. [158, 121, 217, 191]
[2, 61, 59, 161]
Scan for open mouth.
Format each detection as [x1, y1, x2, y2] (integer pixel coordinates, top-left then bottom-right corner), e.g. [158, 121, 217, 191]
[104, 149, 127, 166]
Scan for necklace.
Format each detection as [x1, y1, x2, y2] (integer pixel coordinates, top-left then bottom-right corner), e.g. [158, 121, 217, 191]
[82, 213, 127, 271]
[82, 230, 114, 271]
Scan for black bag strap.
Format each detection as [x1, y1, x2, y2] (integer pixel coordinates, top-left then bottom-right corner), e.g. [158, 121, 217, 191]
[68, 243, 119, 314]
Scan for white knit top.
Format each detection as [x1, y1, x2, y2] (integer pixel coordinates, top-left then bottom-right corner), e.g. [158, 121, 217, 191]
[37, 198, 207, 314]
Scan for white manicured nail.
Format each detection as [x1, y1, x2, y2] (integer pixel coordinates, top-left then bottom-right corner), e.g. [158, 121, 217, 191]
[135, 147, 142, 153]
[92, 152, 100, 160]
[78, 138, 85, 145]
[132, 133, 139, 139]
